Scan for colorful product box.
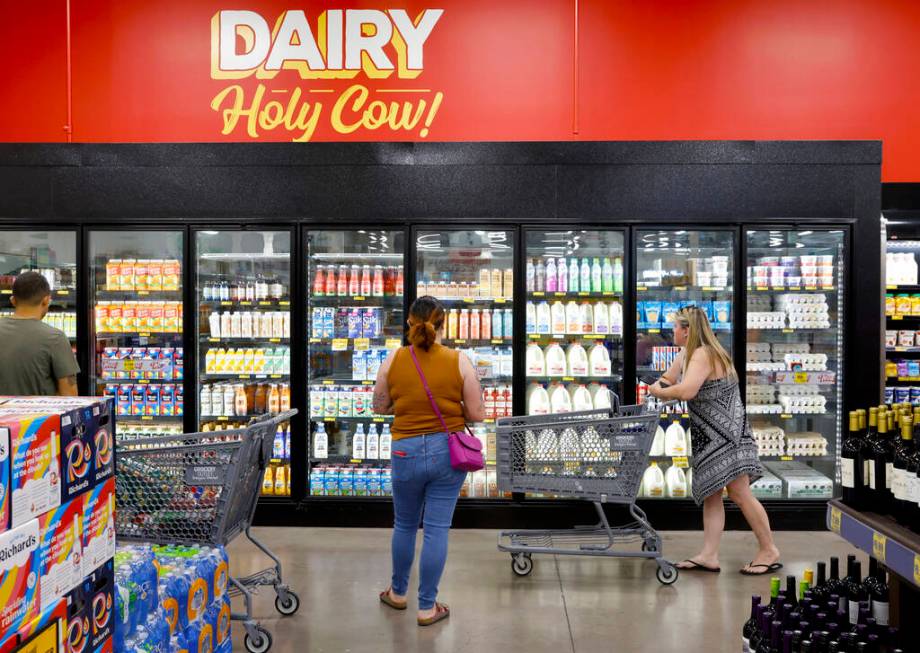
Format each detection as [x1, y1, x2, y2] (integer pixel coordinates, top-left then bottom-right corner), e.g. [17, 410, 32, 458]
[0, 596, 67, 653]
[85, 561, 114, 651]
[0, 426, 9, 534]
[0, 519, 41, 635]
[0, 413, 61, 530]
[38, 497, 84, 611]
[65, 583, 90, 653]
[93, 638, 112, 653]
[81, 479, 115, 576]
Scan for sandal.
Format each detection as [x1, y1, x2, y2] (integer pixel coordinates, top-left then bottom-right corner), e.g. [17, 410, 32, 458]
[739, 561, 783, 576]
[675, 559, 721, 573]
[380, 587, 407, 610]
[418, 602, 450, 626]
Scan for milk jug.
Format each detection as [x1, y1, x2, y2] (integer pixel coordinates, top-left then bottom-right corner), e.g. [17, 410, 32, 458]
[551, 301, 566, 334]
[593, 302, 609, 334]
[525, 301, 537, 334]
[588, 344, 611, 376]
[536, 301, 551, 334]
[579, 302, 594, 334]
[650, 424, 666, 456]
[544, 344, 567, 376]
[588, 383, 612, 409]
[642, 463, 665, 498]
[609, 301, 624, 336]
[548, 383, 573, 413]
[565, 301, 580, 334]
[665, 465, 688, 498]
[526, 383, 551, 415]
[352, 424, 366, 459]
[537, 428, 559, 460]
[664, 421, 688, 456]
[565, 343, 589, 376]
[313, 423, 328, 458]
[526, 343, 546, 376]
[568, 384, 594, 412]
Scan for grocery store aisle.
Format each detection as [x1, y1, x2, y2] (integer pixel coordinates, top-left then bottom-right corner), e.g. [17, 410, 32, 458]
[228, 528, 863, 652]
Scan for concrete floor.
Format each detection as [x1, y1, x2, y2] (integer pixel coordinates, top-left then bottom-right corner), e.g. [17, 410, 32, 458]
[228, 527, 865, 652]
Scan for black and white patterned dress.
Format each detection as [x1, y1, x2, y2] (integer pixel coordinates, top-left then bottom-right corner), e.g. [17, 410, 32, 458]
[688, 377, 764, 505]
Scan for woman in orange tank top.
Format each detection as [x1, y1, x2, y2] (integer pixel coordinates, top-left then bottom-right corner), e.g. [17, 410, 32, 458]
[373, 296, 484, 626]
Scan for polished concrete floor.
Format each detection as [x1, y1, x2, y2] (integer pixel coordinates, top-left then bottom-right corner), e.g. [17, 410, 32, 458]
[228, 527, 865, 652]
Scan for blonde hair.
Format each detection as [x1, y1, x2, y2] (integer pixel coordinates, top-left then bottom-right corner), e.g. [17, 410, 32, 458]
[675, 305, 737, 380]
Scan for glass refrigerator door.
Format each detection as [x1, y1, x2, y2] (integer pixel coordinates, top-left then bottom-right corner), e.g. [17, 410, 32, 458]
[884, 238, 920, 396]
[90, 230, 184, 440]
[524, 229, 625, 413]
[416, 228, 514, 500]
[195, 230, 292, 497]
[635, 229, 735, 500]
[746, 229, 844, 500]
[306, 230, 405, 499]
[0, 230, 78, 361]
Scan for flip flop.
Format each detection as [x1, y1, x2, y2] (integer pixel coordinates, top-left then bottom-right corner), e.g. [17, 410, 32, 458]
[380, 588, 407, 610]
[676, 559, 721, 573]
[740, 562, 783, 576]
[418, 602, 450, 626]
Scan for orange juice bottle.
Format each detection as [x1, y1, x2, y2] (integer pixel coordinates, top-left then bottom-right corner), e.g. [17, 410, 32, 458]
[280, 383, 291, 411]
[148, 303, 163, 333]
[96, 302, 109, 333]
[108, 304, 122, 333]
[234, 385, 248, 416]
[134, 260, 149, 292]
[491, 268, 503, 299]
[262, 466, 275, 495]
[121, 302, 137, 333]
[447, 309, 458, 339]
[121, 260, 136, 291]
[268, 384, 281, 413]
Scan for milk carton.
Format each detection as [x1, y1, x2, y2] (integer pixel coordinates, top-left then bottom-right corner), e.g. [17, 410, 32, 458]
[0, 519, 41, 634]
[0, 413, 61, 529]
[82, 478, 115, 575]
[37, 496, 84, 610]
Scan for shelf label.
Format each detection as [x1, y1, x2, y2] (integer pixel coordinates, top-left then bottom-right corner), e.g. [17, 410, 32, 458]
[886, 285, 897, 290]
[309, 338, 320, 343]
[584, 334, 604, 339]
[362, 380, 373, 385]
[138, 332, 151, 337]
[491, 339, 504, 345]
[271, 374, 283, 379]
[141, 416, 153, 421]
[238, 374, 249, 379]
[279, 301, 290, 306]
[532, 291, 545, 297]
[577, 291, 589, 297]
[671, 456, 689, 469]
[350, 458, 362, 464]
[804, 286, 817, 291]
[221, 301, 232, 306]
[673, 286, 687, 291]
[353, 296, 365, 301]
[258, 301, 271, 306]
[385, 338, 401, 349]
[354, 338, 370, 351]
[873, 532, 887, 563]
[324, 418, 336, 422]
[829, 507, 841, 533]
[562, 376, 575, 382]
[636, 286, 647, 291]
[483, 418, 495, 423]
[528, 334, 540, 339]
[782, 328, 794, 333]
[780, 414, 793, 419]
[602, 291, 616, 296]
[240, 301, 251, 306]
[453, 339, 467, 344]
[0, 289, 10, 295]
[648, 328, 660, 334]
[56, 290, 70, 296]
[892, 315, 903, 321]
[914, 555, 920, 586]
[322, 380, 334, 385]
[756, 287, 767, 291]
[821, 286, 834, 290]
[895, 347, 907, 352]
[780, 456, 793, 461]
[372, 417, 384, 422]
[495, 298, 507, 303]
[209, 337, 219, 343]
[332, 338, 348, 351]
[794, 372, 808, 384]
[898, 376, 920, 382]
[137, 290, 149, 296]
[701, 286, 717, 292]
[217, 416, 229, 421]
[269, 337, 281, 343]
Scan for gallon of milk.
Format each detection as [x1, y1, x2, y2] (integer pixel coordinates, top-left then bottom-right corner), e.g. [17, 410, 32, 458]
[537, 428, 558, 460]
[650, 424, 666, 456]
[609, 301, 624, 336]
[642, 463, 665, 498]
[665, 465, 688, 498]
[588, 343, 611, 376]
[565, 301, 581, 334]
[526, 343, 546, 376]
[544, 343, 567, 376]
[664, 421, 688, 456]
[568, 384, 594, 412]
[565, 343, 589, 376]
[548, 382, 573, 413]
[593, 302, 609, 334]
[551, 301, 566, 334]
[536, 301, 552, 334]
[588, 383, 613, 409]
[579, 302, 594, 334]
[526, 383, 551, 415]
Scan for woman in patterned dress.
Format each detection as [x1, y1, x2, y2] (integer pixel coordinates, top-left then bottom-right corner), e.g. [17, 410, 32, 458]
[648, 306, 781, 575]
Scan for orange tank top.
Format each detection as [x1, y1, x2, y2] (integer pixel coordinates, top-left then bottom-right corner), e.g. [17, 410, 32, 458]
[388, 344, 466, 440]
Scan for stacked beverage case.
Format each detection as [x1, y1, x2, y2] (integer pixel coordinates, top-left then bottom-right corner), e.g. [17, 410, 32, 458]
[0, 396, 116, 652]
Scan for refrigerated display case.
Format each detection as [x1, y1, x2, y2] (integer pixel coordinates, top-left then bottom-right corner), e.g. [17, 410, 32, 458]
[634, 229, 735, 500]
[306, 229, 405, 499]
[89, 230, 185, 440]
[416, 228, 515, 500]
[524, 229, 625, 416]
[884, 237, 920, 400]
[195, 230, 293, 497]
[0, 230, 78, 359]
[745, 229, 844, 499]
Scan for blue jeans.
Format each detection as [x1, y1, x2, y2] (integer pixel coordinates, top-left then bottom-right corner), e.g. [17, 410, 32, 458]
[390, 432, 466, 610]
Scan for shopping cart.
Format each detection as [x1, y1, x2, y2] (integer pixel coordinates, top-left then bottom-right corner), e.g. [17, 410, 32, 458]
[496, 398, 679, 585]
[115, 410, 299, 653]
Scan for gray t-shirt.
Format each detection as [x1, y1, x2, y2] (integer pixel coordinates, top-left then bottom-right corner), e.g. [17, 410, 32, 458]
[0, 317, 80, 396]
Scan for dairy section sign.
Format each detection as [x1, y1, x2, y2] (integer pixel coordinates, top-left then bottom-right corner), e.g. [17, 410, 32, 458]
[210, 9, 445, 141]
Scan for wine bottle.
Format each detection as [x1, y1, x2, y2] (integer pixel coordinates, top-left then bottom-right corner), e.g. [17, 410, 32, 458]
[893, 416, 915, 524]
[782, 630, 793, 653]
[907, 414, 920, 531]
[744, 596, 762, 653]
[846, 560, 868, 626]
[862, 408, 879, 503]
[769, 577, 782, 606]
[786, 575, 799, 608]
[869, 411, 890, 512]
[869, 561, 889, 626]
[842, 411, 864, 508]
[811, 562, 828, 604]
[839, 556, 856, 612]
[826, 557, 844, 604]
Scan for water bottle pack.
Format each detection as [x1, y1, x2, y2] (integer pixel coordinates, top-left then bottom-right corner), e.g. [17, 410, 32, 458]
[114, 543, 231, 653]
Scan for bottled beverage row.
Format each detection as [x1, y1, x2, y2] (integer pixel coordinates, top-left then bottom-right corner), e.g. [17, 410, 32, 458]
[525, 342, 613, 377]
[638, 299, 731, 329]
[313, 421, 392, 460]
[841, 404, 920, 531]
[309, 385, 380, 419]
[885, 250, 918, 286]
[104, 383, 184, 417]
[0, 266, 75, 291]
[639, 254, 730, 288]
[206, 310, 290, 340]
[103, 258, 181, 291]
[741, 555, 898, 653]
[417, 267, 512, 300]
[202, 275, 288, 302]
[95, 301, 183, 333]
[526, 381, 614, 416]
[748, 254, 836, 289]
[884, 293, 920, 317]
[200, 382, 291, 417]
[203, 347, 290, 375]
[527, 256, 624, 294]
[445, 307, 513, 341]
[526, 300, 624, 336]
[0, 310, 76, 337]
[313, 263, 403, 298]
[100, 346, 184, 380]
[310, 306, 387, 339]
[310, 466, 392, 497]
[262, 463, 291, 496]
[118, 423, 183, 440]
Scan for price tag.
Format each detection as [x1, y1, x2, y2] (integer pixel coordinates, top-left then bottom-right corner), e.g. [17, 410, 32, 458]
[780, 455, 793, 461]
[354, 338, 370, 351]
[138, 332, 151, 337]
[137, 379, 149, 385]
[138, 290, 149, 296]
[271, 374, 282, 379]
[673, 286, 687, 291]
[671, 456, 689, 468]
[562, 376, 575, 382]
[240, 301, 251, 306]
[269, 338, 281, 343]
[584, 334, 603, 339]
[279, 300, 290, 306]
[532, 291, 545, 297]
[603, 291, 616, 296]
[208, 337, 219, 343]
[57, 290, 70, 296]
[892, 315, 903, 321]
[829, 507, 841, 533]
[123, 360, 136, 371]
[781, 414, 793, 419]
[804, 286, 817, 291]
[794, 372, 808, 384]
[494, 298, 507, 303]
[783, 328, 794, 333]
[528, 334, 540, 339]
[373, 417, 385, 422]
[648, 328, 660, 334]
[141, 416, 153, 421]
[258, 301, 271, 306]
[221, 301, 232, 306]
[873, 532, 887, 563]
[637, 286, 647, 291]
[914, 555, 920, 586]
[484, 418, 495, 423]
[0, 289, 10, 295]
[453, 339, 467, 344]
[463, 297, 475, 303]
[353, 296, 365, 301]
[350, 458, 363, 464]
[756, 287, 768, 292]
[385, 338, 402, 349]
[309, 338, 320, 343]
[895, 346, 907, 352]
[332, 338, 348, 351]
[491, 339, 504, 344]
[578, 291, 589, 297]
[702, 286, 717, 292]
[217, 416, 229, 421]
[362, 380, 373, 385]
[322, 380, 334, 385]
[238, 374, 250, 379]
[886, 285, 897, 290]
[324, 417, 335, 422]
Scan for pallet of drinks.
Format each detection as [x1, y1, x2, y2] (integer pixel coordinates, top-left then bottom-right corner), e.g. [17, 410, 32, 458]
[114, 543, 232, 652]
[0, 396, 116, 652]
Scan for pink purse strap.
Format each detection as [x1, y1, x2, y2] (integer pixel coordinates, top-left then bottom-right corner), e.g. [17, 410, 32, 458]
[407, 345, 451, 434]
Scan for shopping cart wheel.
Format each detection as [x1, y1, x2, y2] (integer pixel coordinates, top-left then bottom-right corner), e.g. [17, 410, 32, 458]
[511, 553, 534, 577]
[275, 590, 300, 616]
[655, 564, 678, 586]
[641, 540, 658, 553]
[244, 626, 273, 653]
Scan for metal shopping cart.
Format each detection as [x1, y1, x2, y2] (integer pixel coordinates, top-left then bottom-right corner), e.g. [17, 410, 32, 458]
[496, 399, 679, 585]
[115, 410, 299, 653]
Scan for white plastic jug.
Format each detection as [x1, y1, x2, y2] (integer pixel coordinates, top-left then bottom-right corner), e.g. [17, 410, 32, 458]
[593, 302, 609, 334]
[525, 343, 546, 376]
[551, 301, 566, 334]
[665, 465, 688, 498]
[548, 383, 573, 413]
[642, 463, 665, 498]
[526, 383, 551, 416]
[565, 343, 589, 376]
[536, 301, 552, 334]
[544, 343, 567, 376]
[565, 301, 581, 334]
[650, 424, 666, 456]
[567, 384, 594, 412]
[609, 301, 624, 336]
[664, 421, 688, 456]
[588, 343, 611, 376]
[588, 383, 613, 409]
[579, 302, 594, 334]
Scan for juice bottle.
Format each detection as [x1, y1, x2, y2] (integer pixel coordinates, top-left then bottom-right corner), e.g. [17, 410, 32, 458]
[535, 260, 545, 292]
[234, 385, 248, 416]
[395, 266, 404, 296]
[526, 259, 535, 292]
[602, 257, 614, 293]
[613, 257, 624, 293]
[503, 268, 514, 298]
[372, 265, 384, 296]
[134, 260, 149, 292]
[481, 308, 491, 340]
[106, 260, 121, 290]
[545, 258, 557, 293]
[447, 309, 459, 339]
[313, 265, 326, 296]
[348, 264, 360, 296]
[268, 384, 281, 413]
[591, 258, 602, 293]
[557, 258, 568, 293]
[470, 309, 481, 340]
[280, 384, 291, 412]
[360, 265, 372, 296]
[568, 258, 579, 293]
[121, 259, 136, 290]
[255, 383, 267, 413]
[459, 309, 470, 340]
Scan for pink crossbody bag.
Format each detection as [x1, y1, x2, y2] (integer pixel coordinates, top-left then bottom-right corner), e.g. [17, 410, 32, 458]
[408, 345, 485, 473]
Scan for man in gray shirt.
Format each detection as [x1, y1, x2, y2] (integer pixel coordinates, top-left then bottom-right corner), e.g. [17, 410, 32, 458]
[0, 271, 80, 396]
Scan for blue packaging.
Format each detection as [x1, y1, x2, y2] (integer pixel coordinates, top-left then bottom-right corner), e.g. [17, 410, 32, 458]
[182, 618, 214, 653]
[323, 468, 339, 496]
[909, 360, 920, 377]
[492, 309, 503, 339]
[636, 301, 646, 329]
[322, 307, 335, 338]
[66, 580, 91, 653]
[352, 350, 367, 381]
[311, 308, 322, 338]
[382, 469, 393, 496]
[895, 387, 911, 403]
[347, 309, 362, 339]
[159, 567, 191, 636]
[884, 386, 895, 404]
[503, 310, 513, 339]
[338, 468, 354, 496]
[363, 308, 379, 339]
[911, 387, 920, 405]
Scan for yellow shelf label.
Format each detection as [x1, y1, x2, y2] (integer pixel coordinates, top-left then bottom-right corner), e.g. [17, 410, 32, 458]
[309, 338, 320, 343]
[495, 298, 508, 303]
[648, 328, 660, 334]
[794, 372, 808, 384]
[271, 374, 283, 379]
[602, 291, 616, 296]
[138, 332, 151, 337]
[322, 380, 334, 385]
[269, 337, 281, 343]
[217, 416, 229, 421]
[873, 532, 887, 563]
[362, 380, 373, 385]
[804, 286, 817, 291]
[914, 555, 920, 585]
[783, 328, 794, 333]
[701, 286, 717, 291]
[354, 338, 370, 351]
[453, 339, 467, 344]
[279, 300, 290, 306]
[386, 338, 402, 349]
[484, 418, 495, 423]
[756, 287, 768, 291]
[886, 285, 897, 290]
[637, 286, 647, 291]
[240, 301, 251, 306]
[324, 417, 335, 422]
[238, 374, 249, 379]
[528, 334, 540, 339]
[332, 338, 348, 351]
[141, 416, 153, 421]
[463, 297, 475, 303]
[673, 286, 687, 291]
[780, 455, 793, 461]
[562, 376, 575, 382]
[584, 334, 604, 339]
[829, 507, 841, 533]
[258, 301, 271, 306]
[892, 315, 903, 321]
[578, 291, 589, 297]
[671, 456, 689, 468]
[491, 339, 504, 344]
[353, 296, 365, 301]
[532, 291, 545, 297]
[221, 301, 232, 306]
[781, 414, 793, 419]
[209, 337, 219, 343]
[350, 458, 362, 464]
[373, 417, 384, 422]
[138, 290, 149, 296]
[57, 290, 70, 296]
[0, 289, 11, 295]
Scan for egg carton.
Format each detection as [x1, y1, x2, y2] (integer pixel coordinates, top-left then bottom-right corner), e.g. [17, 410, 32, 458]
[787, 319, 832, 330]
[747, 312, 786, 329]
[747, 342, 771, 353]
[746, 388, 777, 404]
[776, 293, 828, 306]
[772, 344, 810, 356]
[778, 396, 826, 412]
[755, 442, 786, 457]
[747, 362, 786, 372]
[747, 296, 773, 311]
[784, 432, 829, 456]
[776, 384, 821, 396]
[747, 353, 773, 363]
[783, 353, 827, 367]
[747, 404, 784, 414]
[752, 424, 785, 440]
